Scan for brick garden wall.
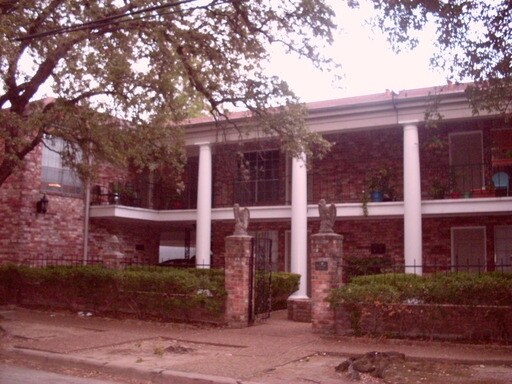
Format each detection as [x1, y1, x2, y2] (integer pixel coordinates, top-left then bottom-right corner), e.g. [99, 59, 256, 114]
[334, 303, 512, 343]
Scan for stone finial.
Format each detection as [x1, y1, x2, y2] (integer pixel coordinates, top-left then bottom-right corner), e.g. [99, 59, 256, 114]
[318, 199, 337, 234]
[233, 204, 250, 236]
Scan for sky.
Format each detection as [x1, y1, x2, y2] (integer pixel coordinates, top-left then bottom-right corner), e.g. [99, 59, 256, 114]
[266, 1, 447, 103]
[27, 1, 447, 106]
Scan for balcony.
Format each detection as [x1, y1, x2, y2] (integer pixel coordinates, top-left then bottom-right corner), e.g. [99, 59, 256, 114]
[425, 162, 510, 201]
[90, 181, 197, 210]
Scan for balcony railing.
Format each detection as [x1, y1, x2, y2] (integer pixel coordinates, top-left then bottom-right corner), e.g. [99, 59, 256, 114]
[90, 182, 196, 210]
[91, 161, 510, 212]
[425, 162, 510, 200]
[232, 177, 285, 207]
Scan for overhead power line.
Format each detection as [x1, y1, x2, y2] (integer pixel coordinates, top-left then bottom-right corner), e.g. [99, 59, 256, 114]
[15, 0, 208, 42]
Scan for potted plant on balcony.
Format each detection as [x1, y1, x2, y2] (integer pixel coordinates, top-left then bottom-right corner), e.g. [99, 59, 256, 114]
[429, 179, 446, 199]
[448, 169, 461, 199]
[108, 182, 122, 204]
[366, 167, 395, 202]
[361, 167, 396, 215]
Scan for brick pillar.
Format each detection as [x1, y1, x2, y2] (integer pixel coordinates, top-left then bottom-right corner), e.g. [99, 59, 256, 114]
[310, 233, 343, 332]
[224, 235, 253, 328]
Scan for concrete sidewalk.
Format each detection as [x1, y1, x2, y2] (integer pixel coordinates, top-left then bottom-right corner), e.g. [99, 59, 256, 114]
[1, 306, 512, 384]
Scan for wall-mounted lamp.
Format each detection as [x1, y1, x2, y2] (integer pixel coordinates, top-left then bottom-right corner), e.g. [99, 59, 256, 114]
[36, 194, 49, 214]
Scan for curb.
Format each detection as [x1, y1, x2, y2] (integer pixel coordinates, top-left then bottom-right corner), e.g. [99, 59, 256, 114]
[7, 347, 263, 384]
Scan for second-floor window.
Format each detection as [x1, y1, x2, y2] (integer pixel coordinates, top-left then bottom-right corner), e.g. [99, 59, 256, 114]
[236, 150, 281, 205]
[41, 136, 82, 196]
[449, 131, 484, 194]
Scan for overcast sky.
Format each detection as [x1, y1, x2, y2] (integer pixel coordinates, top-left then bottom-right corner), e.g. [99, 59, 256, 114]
[28, 1, 447, 105]
[267, 1, 447, 102]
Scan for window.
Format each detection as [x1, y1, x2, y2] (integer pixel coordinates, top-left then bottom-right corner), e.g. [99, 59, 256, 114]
[449, 131, 484, 194]
[236, 150, 281, 205]
[41, 137, 82, 195]
[451, 227, 486, 272]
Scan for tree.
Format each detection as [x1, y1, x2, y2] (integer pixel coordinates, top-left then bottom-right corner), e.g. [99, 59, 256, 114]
[0, 0, 336, 186]
[362, 0, 511, 116]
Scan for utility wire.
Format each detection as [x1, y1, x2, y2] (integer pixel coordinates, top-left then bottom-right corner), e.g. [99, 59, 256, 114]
[15, 0, 217, 41]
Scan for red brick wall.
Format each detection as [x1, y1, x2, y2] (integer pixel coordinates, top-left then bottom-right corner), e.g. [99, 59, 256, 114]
[88, 221, 160, 265]
[314, 129, 404, 203]
[0, 144, 85, 265]
[335, 303, 512, 343]
[214, 214, 512, 274]
[423, 215, 512, 271]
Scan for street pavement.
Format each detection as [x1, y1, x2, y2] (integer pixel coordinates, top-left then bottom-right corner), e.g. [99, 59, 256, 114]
[1, 306, 512, 384]
[0, 364, 121, 384]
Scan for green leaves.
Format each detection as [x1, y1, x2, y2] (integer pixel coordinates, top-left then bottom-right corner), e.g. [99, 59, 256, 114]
[0, 0, 337, 186]
[329, 272, 512, 308]
[365, 0, 512, 118]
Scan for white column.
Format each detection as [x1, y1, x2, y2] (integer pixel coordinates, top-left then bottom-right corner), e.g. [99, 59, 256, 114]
[195, 143, 212, 269]
[290, 153, 309, 298]
[403, 122, 423, 275]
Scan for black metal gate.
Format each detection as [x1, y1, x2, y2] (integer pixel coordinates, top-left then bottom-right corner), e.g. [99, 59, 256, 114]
[249, 238, 272, 324]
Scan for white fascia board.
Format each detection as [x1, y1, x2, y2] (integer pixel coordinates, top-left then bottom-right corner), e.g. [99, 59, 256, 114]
[183, 92, 483, 146]
[90, 205, 196, 222]
[90, 198, 512, 223]
[422, 197, 512, 217]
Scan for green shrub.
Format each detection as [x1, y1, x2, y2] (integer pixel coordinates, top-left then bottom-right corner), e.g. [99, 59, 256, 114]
[344, 255, 393, 280]
[0, 264, 226, 321]
[329, 272, 512, 308]
[271, 272, 300, 310]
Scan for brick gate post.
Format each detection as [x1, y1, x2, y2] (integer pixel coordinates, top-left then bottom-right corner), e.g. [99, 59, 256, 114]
[224, 235, 253, 328]
[310, 233, 343, 332]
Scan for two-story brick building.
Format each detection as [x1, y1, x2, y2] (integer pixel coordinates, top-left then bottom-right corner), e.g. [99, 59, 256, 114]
[1, 83, 511, 299]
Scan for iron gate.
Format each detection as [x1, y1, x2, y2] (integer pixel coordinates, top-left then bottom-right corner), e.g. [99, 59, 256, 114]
[249, 238, 272, 324]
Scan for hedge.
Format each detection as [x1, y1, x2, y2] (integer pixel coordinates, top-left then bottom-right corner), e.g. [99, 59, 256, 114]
[0, 264, 226, 323]
[0, 264, 300, 321]
[328, 272, 512, 308]
[271, 272, 300, 310]
[328, 272, 512, 343]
